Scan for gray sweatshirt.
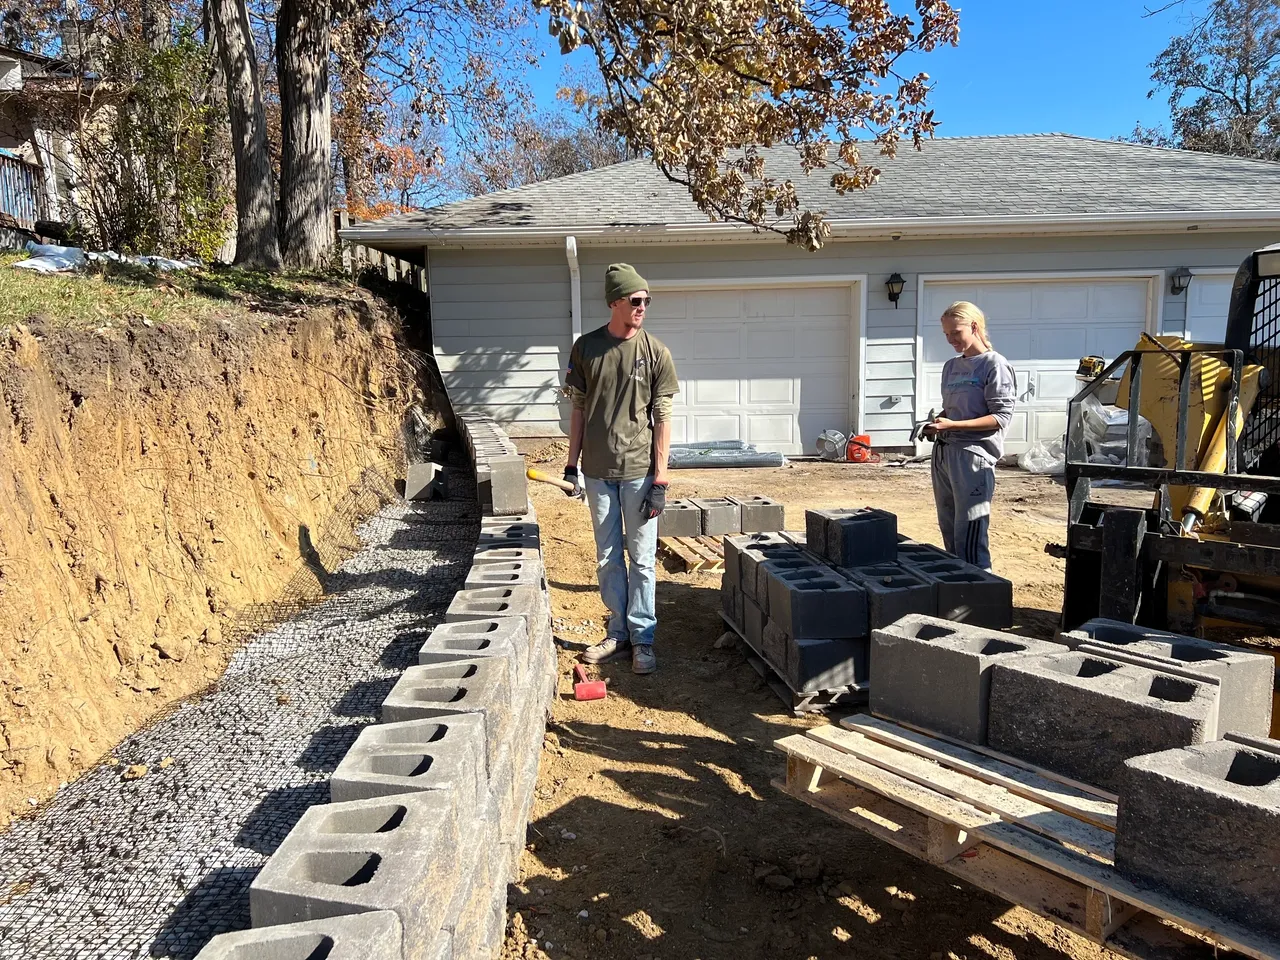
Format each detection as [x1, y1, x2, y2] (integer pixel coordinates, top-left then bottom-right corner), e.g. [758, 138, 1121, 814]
[939, 351, 1017, 462]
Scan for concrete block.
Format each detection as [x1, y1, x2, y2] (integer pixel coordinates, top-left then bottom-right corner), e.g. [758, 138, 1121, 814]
[1063, 618, 1275, 737]
[381, 659, 512, 764]
[907, 559, 1013, 628]
[987, 651, 1221, 791]
[842, 562, 936, 628]
[475, 530, 541, 554]
[690, 497, 742, 537]
[826, 507, 897, 568]
[724, 533, 789, 590]
[780, 530, 807, 549]
[464, 560, 544, 591]
[405, 462, 442, 502]
[742, 598, 765, 652]
[418, 617, 528, 679]
[720, 580, 739, 627]
[768, 569, 869, 640]
[480, 505, 536, 527]
[249, 793, 458, 960]
[727, 495, 785, 533]
[445, 585, 543, 630]
[787, 637, 869, 693]
[477, 519, 540, 542]
[762, 619, 789, 672]
[870, 615, 1067, 745]
[741, 542, 804, 602]
[1115, 737, 1280, 940]
[331, 714, 487, 807]
[754, 554, 820, 614]
[896, 539, 953, 565]
[472, 545, 542, 568]
[658, 499, 703, 538]
[194, 911, 405, 960]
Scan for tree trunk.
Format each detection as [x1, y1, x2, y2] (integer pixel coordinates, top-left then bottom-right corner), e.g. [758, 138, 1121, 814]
[209, 0, 282, 270]
[143, 0, 170, 53]
[277, 0, 333, 269]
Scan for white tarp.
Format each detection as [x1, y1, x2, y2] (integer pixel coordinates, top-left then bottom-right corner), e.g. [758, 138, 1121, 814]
[11, 241, 198, 274]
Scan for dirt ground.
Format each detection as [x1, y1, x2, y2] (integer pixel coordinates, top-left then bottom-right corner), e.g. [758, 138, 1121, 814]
[503, 452, 1118, 960]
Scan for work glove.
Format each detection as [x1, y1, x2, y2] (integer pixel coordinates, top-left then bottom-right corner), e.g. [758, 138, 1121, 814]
[641, 481, 668, 520]
[563, 465, 584, 498]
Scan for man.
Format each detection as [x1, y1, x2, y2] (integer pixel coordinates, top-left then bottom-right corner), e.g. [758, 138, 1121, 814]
[563, 263, 679, 675]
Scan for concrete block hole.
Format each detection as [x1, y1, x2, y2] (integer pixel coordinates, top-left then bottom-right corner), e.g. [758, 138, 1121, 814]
[226, 934, 337, 960]
[366, 754, 435, 777]
[1050, 656, 1119, 679]
[961, 637, 1026, 656]
[374, 724, 449, 745]
[318, 803, 409, 834]
[408, 687, 468, 704]
[1168, 643, 1228, 663]
[1146, 675, 1198, 703]
[913, 624, 955, 642]
[291, 852, 382, 887]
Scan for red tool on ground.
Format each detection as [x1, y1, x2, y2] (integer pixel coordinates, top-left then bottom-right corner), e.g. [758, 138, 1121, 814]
[572, 664, 607, 701]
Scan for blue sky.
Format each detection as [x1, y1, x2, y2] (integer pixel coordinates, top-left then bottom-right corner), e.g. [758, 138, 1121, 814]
[522, 1, 1205, 142]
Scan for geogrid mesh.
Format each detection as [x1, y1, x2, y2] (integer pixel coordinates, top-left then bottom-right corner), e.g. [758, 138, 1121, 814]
[0, 459, 478, 960]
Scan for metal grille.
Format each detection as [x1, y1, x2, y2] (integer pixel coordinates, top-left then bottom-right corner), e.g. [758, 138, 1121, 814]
[1241, 276, 1280, 469]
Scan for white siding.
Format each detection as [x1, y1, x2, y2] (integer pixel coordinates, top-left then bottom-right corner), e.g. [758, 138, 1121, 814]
[428, 232, 1272, 447]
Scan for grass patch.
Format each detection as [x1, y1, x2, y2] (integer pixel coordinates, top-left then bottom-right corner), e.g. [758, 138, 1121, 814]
[0, 253, 360, 330]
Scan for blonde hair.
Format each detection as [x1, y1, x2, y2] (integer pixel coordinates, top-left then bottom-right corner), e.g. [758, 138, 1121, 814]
[941, 300, 992, 350]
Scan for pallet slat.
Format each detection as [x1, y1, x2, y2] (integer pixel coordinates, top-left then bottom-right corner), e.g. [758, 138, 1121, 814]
[659, 536, 725, 572]
[842, 715, 1118, 830]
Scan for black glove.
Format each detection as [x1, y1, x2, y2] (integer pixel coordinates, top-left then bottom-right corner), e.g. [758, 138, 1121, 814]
[563, 465, 584, 498]
[641, 481, 668, 520]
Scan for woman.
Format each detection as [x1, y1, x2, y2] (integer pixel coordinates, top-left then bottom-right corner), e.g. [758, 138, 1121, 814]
[925, 301, 1017, 571]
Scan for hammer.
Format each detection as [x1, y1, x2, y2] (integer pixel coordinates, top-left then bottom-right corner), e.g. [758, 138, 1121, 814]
[572, 664, 607, 701]
[527, 467, 582, 497]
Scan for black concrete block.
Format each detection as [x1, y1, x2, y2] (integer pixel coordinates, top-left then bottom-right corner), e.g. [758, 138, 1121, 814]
[755, 554, 820, 614]
[762, 619, 789, 673]
[823, 508, 897, 567]
[741, 542, 803, 602]
[724, 533, 789, 591]
[769, 570, 869, 640]
[742, 598, 765, 653]
[841, 561, 936, 627]
[905, 558, 1012, 628]
[787, 636, 869, 693]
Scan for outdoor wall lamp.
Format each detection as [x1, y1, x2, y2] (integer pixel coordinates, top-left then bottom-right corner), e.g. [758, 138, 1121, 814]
[1170, 266, 1193, 296]
[886, 272, 906, 307]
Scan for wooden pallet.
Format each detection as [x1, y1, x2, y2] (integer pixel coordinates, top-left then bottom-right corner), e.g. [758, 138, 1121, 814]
[774, 717, 1280, 960]
[720, 612, 867, 715]
[660, 535, 725, 573]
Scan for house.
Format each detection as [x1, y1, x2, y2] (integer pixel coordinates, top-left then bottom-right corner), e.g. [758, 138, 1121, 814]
[341, 135, 1280, 454]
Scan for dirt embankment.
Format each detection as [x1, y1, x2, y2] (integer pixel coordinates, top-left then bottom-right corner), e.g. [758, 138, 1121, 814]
[0, 297, 422, 827]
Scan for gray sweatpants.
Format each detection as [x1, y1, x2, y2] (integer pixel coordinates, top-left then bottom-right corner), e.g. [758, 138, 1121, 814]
[931, 440, 995, 570]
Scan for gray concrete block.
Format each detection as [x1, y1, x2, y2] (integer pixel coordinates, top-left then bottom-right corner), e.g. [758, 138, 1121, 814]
[780, 530, 807, 550]
[741, 542, 804, 602]
[826, 507, 897, 568]
[405, 462, 442, 502]
[896, 539, 953, 565]
[382, 659, 512, 764]
[249, 793, 459, 960]
[418, 617, 528, 682]
[787, 637, 869, 693]
[445, 585, 543, 629]
[690, 497, 742, 536]
[658, 499, 703, 538]
[464, 560, 544, 591]
[721, 580, 740, 627]
[870, 615, 1067, 745]
[472, 545, 542, 568]
[1116, 738, 1280, 941]
[724, 533, 789, 590]
[477, 519, 540, 542]
[906, 559, 1013, 628]
[474, 530, 541, 554]
[804, 510, 833, 559]
[754, 554, 820, 614]
[1064, 618, 1274, 737]
[742, 598, 765, 652]
[727, 495, 785, 533]
[194, 911, 405, 960]
[768, 569, 869, 639]
[331, 714, 488, 807]
[762, 619, 789, 672]
[842, 562, 937, 628]
[987, 651, 1221, 791]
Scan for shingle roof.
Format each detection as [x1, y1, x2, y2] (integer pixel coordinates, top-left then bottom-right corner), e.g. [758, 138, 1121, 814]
[345, 134, 1280, 244]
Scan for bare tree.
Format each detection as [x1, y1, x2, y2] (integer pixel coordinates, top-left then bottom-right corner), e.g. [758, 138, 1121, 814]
[459, 115, 630, 195]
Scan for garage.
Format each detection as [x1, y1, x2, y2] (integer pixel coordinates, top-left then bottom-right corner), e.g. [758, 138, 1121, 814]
[918, 277, 1156, 455]
[644, 283, 857, 454]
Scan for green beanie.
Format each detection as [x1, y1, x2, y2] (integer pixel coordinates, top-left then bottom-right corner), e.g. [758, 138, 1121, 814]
[604, 263, 649, 305]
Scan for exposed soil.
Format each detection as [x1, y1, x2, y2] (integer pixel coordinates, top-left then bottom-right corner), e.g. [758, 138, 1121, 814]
[0, 295, 424, 827]
[503, 452, 1116, 960]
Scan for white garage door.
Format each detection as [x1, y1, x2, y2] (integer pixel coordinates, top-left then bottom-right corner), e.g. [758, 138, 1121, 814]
[645, 286, 852, 454]
[920, 278, 1152, 455]
[1186, 274, 1234, 342]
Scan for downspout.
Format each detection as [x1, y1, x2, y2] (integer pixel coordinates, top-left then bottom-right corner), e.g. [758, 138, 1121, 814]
[565, 235, 582, 341]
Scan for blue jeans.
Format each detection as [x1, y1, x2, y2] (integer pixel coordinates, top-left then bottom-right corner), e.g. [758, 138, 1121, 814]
[584, 475, 658, 647]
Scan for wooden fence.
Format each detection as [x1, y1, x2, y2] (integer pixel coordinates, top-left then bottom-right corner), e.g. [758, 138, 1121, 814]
[335, 209, 427, 294]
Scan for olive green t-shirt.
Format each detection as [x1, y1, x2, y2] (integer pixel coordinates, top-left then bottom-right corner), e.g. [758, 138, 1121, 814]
[565, 325, 679, 481]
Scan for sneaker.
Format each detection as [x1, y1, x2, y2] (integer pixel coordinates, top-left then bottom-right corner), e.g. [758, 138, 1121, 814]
[582, 637, 630, 664]
[631, 644, 657, 675]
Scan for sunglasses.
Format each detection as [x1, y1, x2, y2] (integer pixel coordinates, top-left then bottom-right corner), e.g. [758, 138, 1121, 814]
[628, 296, 652, 308]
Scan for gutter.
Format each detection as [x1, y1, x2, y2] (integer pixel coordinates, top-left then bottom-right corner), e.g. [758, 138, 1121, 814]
[565, 236, 581, 341]
[340, 209, 1280, 249]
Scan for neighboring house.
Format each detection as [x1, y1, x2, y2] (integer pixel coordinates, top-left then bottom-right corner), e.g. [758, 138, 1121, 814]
[341, 135, 1280, 454]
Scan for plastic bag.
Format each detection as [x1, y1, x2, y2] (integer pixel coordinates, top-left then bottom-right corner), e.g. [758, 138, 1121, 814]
[1018, 437, 1066, 474]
